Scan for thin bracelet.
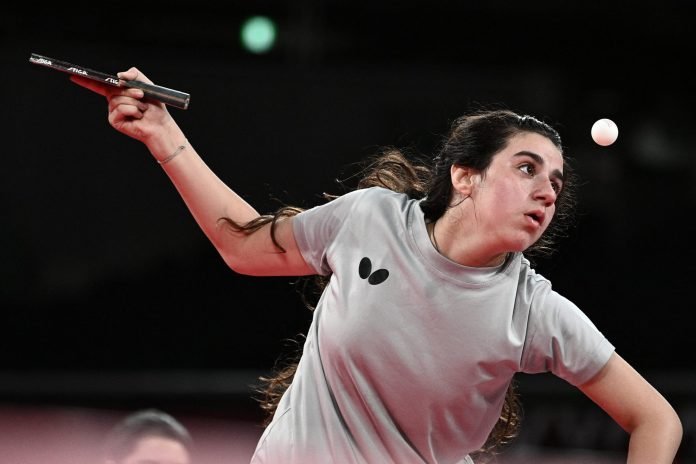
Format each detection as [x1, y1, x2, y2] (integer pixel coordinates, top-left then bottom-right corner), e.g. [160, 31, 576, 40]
[158, 141, 188, 165]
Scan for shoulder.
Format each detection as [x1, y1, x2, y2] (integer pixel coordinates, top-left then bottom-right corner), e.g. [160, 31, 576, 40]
[517, 259, 600, 331]
[318, 186, 409, 214]
[294, 186, 407, 233]
[352, 186, 407, 201]
[516, 256, 553, 294]
[514, 258, 587, 322]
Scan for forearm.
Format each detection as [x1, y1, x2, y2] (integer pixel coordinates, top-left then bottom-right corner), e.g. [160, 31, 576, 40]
[145, 122, 260, 260]
[579, 353, 683, 464]
[70, 67, 283, 271]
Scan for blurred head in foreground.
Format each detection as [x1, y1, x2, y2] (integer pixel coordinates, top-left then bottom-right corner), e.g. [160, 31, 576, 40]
[102, 409, 193, 464]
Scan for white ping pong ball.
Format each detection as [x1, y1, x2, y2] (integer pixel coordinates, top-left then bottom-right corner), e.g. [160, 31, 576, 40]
[591, 118, 619, 146]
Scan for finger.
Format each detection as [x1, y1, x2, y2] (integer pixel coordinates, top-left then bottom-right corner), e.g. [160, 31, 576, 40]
[108, 104, 145, 127]
[116, 104, 146, 119]
[123, 87, 145, 99]
[117, 67, 154, 85]
[108, 95, 149, 115]
[107, 87, 145, 107]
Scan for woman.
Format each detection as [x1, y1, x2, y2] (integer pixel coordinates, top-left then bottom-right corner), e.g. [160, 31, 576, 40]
[71, 68, 682, 464]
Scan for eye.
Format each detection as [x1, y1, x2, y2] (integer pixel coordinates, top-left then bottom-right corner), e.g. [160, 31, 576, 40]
[551, 180, 563, 194]
[520, 162, 563, 195]
[519, 163, 535, 176]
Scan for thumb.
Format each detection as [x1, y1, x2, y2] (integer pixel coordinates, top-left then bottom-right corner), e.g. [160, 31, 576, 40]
[117, 67, 154, 85]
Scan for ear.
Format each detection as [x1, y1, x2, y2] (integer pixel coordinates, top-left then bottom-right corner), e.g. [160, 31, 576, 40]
[450, 165, 478, 196]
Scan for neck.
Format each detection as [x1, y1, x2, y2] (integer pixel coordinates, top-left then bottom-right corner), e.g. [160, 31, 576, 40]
[428, 218, 508, 268]
[428, 220, 441, 253]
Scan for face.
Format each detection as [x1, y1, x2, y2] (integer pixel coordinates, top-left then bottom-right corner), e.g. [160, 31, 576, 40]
[461, 131, 564, 254]
[116, 436, 190, 464]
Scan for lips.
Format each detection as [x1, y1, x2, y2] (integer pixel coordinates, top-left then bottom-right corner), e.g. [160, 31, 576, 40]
[525, 210, 545, 226]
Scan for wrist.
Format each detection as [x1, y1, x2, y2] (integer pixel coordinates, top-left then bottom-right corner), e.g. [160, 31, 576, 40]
[157, 141, 189, 165]
[144, 122, 188, 163]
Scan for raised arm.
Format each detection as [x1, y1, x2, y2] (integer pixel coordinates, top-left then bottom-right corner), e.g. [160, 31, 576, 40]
[71, 68, 313, 277]
[578, 352, 682, 463]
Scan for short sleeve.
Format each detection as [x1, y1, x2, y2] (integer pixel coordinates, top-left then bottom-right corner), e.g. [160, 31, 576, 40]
[292, 189, 369, 275]
[521, 285, 615, 386]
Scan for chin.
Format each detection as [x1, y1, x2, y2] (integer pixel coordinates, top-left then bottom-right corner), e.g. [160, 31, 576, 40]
[505, 237, 534, 253]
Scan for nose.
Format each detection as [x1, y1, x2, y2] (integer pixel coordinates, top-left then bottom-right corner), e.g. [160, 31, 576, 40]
[533, 176, 557, 206]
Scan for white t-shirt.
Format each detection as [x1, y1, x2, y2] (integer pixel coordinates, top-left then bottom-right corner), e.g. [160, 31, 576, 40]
[250, 187, 614, 464]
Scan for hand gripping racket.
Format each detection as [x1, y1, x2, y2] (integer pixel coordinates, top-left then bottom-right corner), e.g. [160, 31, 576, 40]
[29, 52, 191, 110]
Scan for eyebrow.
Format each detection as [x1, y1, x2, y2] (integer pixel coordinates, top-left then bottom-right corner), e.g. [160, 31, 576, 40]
[514, 151, 564, 183]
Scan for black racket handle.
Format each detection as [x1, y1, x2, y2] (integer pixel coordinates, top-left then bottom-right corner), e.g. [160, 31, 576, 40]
[123, 79, 190, 110]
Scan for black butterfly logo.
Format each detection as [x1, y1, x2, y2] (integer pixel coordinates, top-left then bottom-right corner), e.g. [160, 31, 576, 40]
[358, 257, 389, 285]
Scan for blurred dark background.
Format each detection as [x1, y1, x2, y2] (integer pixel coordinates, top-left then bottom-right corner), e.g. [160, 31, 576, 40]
[2, 1, 695, 462]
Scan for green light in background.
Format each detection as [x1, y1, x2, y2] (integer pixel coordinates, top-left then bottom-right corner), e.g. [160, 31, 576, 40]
[240, 16, 277, 54]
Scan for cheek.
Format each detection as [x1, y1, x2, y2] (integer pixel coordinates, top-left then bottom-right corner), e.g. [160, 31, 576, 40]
[544, 206, 556, 228]
[484, 181, 519, 207]
[475, 177, 524, 215]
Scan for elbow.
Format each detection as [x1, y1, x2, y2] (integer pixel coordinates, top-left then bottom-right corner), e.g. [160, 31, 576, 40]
[656, 406, 683, 453]
[219, 249, 271, 276]
[668, 407, 684, 442]
[629, 400, 683, 444]
[210, 232, 256, 275]
[220, 251, 255, 275]
[657, 400, 682, 439]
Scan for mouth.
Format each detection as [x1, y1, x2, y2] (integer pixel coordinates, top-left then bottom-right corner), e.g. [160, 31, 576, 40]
[525, 211, 544, 226]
